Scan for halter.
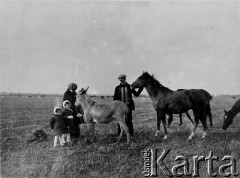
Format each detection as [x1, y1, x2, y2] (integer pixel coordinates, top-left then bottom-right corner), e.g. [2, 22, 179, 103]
[89, 100, 96, 110]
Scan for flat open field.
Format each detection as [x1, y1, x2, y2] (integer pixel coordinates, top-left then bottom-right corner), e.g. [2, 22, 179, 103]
[1, 95, 240, 177]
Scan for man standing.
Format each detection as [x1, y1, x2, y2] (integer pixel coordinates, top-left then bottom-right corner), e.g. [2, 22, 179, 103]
[113, 74, 143, 136]
[63, 83, 83, 139]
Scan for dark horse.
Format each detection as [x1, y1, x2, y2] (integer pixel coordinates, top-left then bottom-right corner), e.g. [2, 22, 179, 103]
[131, 72, 212, 140]
[168, 89, 213, 128]
[222, 99, 240, 130]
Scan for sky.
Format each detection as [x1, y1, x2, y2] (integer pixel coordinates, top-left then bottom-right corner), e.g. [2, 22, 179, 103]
[1, 1, 239, 95]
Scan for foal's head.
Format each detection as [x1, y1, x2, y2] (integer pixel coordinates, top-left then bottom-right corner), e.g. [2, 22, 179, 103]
[131, 71, 152, 89]
[222, 110, 234, 130]
[76, 86, 90, 106]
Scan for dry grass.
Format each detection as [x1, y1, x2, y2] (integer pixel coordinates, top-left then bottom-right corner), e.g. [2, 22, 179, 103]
[1, 95, 240, 177]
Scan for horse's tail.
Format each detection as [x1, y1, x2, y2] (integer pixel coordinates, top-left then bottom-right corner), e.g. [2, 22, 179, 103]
[206, 103, 213, 127]
[201, 90, 213, 126]
[201, 89, 212, 101]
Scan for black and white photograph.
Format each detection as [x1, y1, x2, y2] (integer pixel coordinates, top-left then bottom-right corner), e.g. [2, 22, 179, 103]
[1, 0, 240, 177]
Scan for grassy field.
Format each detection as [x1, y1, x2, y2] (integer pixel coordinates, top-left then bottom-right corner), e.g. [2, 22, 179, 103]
[1, 95, 240, 178]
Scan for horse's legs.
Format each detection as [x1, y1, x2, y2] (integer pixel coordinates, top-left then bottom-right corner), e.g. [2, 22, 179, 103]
[167, 114, 173, 128]
[161, 113, 168, 139]
[179, 113, 183, 126]
[206, 104, 213, 127]
[188, 111, 199, 140]
[186, 112, 194, 125]
[200, 108, 208, 138]
[155, 110, 161, 136]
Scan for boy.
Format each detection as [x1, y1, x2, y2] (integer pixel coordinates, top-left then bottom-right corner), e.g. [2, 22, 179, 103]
[62, 100, 79, 139]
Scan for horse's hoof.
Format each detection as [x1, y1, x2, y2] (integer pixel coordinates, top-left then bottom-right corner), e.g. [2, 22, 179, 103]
[155, 133, 159, 136]
[187, 137, 192, 141]
[163, 135, 168, 140]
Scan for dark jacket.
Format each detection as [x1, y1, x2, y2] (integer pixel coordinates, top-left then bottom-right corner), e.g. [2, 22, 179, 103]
[62, 109, 78, 134]
[50, 115, 69, 136]
[63, 89, 83, 115]
[113, 83, 143, 110]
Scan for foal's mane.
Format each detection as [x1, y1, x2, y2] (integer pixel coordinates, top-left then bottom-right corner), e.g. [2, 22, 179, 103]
[143, 72, 172, 94]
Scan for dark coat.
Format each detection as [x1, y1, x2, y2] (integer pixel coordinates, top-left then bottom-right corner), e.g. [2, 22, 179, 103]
[113, 83, 143, 110]
[50, 115, 69, 136]
[62, 109, 77, 134]
[63, 89, 77, 110]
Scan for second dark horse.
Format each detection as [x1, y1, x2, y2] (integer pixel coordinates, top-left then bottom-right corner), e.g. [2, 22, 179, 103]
[131, 72, 213, 140]
[168, 89, 212, 128]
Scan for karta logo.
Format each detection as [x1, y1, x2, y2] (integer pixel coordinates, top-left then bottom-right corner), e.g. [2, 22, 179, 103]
[142, 149, 239, 177]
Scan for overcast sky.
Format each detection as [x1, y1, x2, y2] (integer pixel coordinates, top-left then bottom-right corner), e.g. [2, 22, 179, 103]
[1, 1, 239, 95]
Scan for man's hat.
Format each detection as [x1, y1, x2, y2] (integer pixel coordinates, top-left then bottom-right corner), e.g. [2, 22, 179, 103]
[118, 74, 127, 80]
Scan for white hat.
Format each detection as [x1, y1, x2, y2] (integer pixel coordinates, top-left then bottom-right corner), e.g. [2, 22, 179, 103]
[53, 107, 62, 115]
[63, 100, 71, 108]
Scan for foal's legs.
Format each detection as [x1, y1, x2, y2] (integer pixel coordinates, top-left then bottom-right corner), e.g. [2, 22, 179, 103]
[117, 124, 124, 143]
[85, 123, 92, 141]
[91, 123, 96, 141]
[119, 121, 130, 143]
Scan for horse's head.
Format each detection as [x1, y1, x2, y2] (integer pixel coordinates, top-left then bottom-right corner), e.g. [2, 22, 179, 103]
[222, 110, 234, 130]
[131, 71, 151, 89]
[76, 86, 90, 106]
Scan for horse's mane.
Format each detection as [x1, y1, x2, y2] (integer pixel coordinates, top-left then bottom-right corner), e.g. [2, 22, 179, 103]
[144, 72, 172, 94]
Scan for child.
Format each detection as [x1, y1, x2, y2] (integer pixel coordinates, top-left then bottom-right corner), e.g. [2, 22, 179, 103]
[62, 100, 79, 139]
[50, 107, 70, 147]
